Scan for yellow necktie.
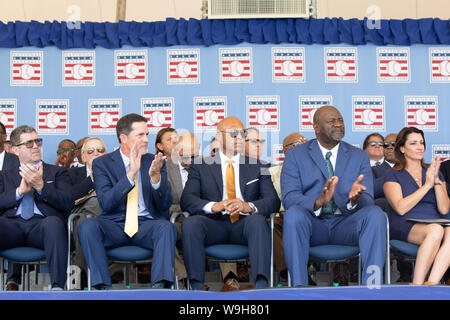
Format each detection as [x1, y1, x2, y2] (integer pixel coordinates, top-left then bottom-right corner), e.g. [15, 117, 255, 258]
[124, 176, 139, 237]
[226, 159, 239, 223]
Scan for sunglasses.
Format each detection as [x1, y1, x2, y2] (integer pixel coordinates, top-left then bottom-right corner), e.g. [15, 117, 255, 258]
[384, 142, 395, 148]
[211, 147, 219, 154]
[179, 154, 200, 162]
[245, 138, 266, 144]
[86, 146, 106, 155]
[16, 138, 43, 148]
[222, 129, 248, 139]
[57, 147, 74, 154]
[368, 141, 384, 147]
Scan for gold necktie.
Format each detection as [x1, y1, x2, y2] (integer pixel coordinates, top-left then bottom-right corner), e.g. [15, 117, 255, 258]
[124, 176, 139, 237]
[226, 159, 239, 223]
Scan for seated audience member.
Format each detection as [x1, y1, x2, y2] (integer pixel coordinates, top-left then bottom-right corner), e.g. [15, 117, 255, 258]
[55, 139, 76, 168]
[68, 137, 106, 287]
[72, 137, 89, 168]
[155, 127, 178, 160]
[77, 114, 176, 290]
[269, 132, 307, 281]
[363, 133, 386, 167]
[0, 125, 73, 290]
[281, 105, 387, 287]
[0, 122, 19, 170]
[440, 159, 450, 197]
[180, 117, 280, 290]
[166, 131, 200, 285]
[244, 127, 266, 160]
[384, 127, 449, 285]
[209, 137, 220, 157]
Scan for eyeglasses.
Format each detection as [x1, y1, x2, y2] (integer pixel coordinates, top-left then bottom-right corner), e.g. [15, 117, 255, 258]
[221, 129, 248, 139]
[86, 146, 106, 155]
[245, 138, 266, 144]
[179, 154, 200, 162]
[57, 147, 74, 154]
[16, 138, 43, 148]
[211, 148, 219, 154]
[383, 142, 395, 148]
[368, 141, 384, 147]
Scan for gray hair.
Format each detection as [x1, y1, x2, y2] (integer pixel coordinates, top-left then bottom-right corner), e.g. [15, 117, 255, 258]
[10, 125, 36, 146]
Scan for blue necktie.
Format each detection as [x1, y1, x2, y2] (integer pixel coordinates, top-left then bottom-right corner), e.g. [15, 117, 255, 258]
[21, 191, 35, 220]
[322, 151, 337, 215]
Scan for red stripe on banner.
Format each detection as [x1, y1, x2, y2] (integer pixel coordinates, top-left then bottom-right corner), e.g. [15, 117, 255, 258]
[169, 68, 198, 72]
[13, 77, 41, 80]
[117, 76, 146, 79]
[148, 123, 171, 128]
[354, 122, 383, 126]
[38, 125, 67, 129]
[143, 111, 172, 114]
[407, 109, 436, 113]
[38, 112, 67, 116]
[274, 60, 303, 64]
[432, 60, 450, 63]
[222, 74, 251, 77]
[65, 77, 93, 80]
[274, 73, 303, 77]
[13, 63, 41, 68]
[379, 73, 408, 77]
[249, 108, 278, 112]
[222, 60, 250, 64]
[249, 121, 278, 126]
[90, 125, 117, 129]
[169, 61, 198, 65]
[326, 60, 355, 63]
[4, 125, 14, 128]
[432, 74, 447, 77]
[0, 112, 15, 115]
[91, 112, 119, 116]
[195, 109, 225, 114]
[274, 66, 303, 71]
[354, 109, 383, 113]
[116, 62, 145, 67]
[169, 75, 198, 79]
[64, 64, 93, 67]
[327, 73, 356, 77]
[379, 60, 408, 64]
[38, 119, 67, 123]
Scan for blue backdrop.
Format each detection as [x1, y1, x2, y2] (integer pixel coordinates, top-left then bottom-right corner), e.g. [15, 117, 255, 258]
[0, 18, 449, 164]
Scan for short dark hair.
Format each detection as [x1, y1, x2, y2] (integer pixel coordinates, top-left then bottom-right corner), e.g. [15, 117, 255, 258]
[363, 133, 384, 150]
[155, 127, 176, 154]
[116, 113, 148, 143]
[0, 122, 6, 134]
[10, 125, 36, 147]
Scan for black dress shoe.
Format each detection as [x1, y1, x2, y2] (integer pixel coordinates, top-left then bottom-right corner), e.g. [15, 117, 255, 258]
[6, 282, 19, 291]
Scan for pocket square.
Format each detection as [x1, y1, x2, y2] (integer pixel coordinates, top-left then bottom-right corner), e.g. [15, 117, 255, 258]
[246, 178, 259, 185]
[46, 180, 54, 184]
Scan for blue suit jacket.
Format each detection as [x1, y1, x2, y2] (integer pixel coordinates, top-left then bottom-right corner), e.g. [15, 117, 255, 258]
[281, 139, 374, 215]
[180, 154, 280, 217]
[92, 149, 172, 222]
[1, 152, 19, 171]
[0, 162, 74, 221]
[372, 160, 392, 198]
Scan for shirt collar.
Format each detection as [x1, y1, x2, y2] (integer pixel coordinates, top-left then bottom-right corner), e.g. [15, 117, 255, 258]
[317, 141, 340, 159]
[219, 150, 240, 165]
[370, 157, 385, 166]
[119, 148, 130, 169]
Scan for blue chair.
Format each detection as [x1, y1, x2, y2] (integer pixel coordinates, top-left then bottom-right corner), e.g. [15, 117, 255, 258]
[389, 240, 419, 284]
[0, 247, 46, 291]
[172, 212, 276, 289]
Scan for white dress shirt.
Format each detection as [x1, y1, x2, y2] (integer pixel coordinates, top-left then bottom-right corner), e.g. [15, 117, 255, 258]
[120, 150, 160, 218]
[0, 150, 5, 170]
[178, 162, 189, 190]
[203, 151, 250, 216]
[370, 157, 384, 167]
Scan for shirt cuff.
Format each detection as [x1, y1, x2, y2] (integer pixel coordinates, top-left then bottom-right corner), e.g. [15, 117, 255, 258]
[203, 202, 216, 214]
[151, 180, 161, 190]
[15, 188, 23, 201]
[347, 201, 357, 210]
[313, 207, 322, 217]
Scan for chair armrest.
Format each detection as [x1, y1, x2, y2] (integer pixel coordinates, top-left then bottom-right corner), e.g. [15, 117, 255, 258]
[170, 211, 190, 224]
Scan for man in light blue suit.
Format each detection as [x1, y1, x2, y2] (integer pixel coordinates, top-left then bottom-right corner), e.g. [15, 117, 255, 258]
[281, 106, 387, 287]
[77, 113, 176, 290]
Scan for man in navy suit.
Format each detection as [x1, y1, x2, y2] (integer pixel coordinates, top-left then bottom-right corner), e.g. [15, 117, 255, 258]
[281, 106, 387, 287]
[180, 117, 280, 290]
[0, 125, 73, 290]
[0, 122, 19, 171]
[77, 113, 176, 290]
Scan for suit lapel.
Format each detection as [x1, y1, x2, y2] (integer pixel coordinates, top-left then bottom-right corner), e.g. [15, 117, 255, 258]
[309, 140, 329, 179]
[167, 160, 183, 200]
[334, 142, 349, 178]
[239, 155, 248, 197]
[211, 155, 223, 196]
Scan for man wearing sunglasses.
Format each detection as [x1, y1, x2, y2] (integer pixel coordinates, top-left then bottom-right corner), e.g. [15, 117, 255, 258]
[180, 116, 280, 291]
[244, 127, 266, 160]
[68, 137, 107, 288]
[55, 139, 76, 168]
[0, 125, 73, 290]
[0, 122, 19, 171]
[77, 113, 176, 290]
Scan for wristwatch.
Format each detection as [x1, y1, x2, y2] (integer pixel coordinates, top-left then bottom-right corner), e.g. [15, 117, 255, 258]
[435, 180, 443, 186]
[248, 202, 257, 213]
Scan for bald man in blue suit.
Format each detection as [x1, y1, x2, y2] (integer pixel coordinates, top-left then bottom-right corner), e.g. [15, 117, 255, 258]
[281, 106, 387, 287]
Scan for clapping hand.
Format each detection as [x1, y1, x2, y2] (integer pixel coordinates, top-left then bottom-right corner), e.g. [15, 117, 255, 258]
[149, 152, 166, 184]
[128, 141, 142, 181]
[425, 156, 441, 188]
[349, 174, 366, 206]
[19, 161, 44, 192]
[314, 176, 338, 210]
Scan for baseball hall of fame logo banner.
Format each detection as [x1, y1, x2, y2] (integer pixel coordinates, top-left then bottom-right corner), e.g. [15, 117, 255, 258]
[272, 47, 305, 83]
[89, 99, 121, 135]
[36, 100, 69, 135]
[141, 98, 174, 132]
[405, 96, 438, 131]
[432, 145, 450, 162]
[0, 99, 16, 134]
[220, 48, 252, 83]
[299, 95, 333, 132]
[194, 96, 226, 132]
[11, 51, 43, 86]
[352, 96, 385, 132]
[115, 50, 148, 86]
[377, 47, 410, 83]
[272, 144, 285, 164]
[324, 47, 358, 83]
[62, 51, 95, 86]
[429, 48, 450, 83]
[246, 96, 279, 131]
[167, 49, 200, 85]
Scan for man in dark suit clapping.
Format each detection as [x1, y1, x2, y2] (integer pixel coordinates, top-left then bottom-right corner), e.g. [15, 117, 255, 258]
[180, 116, 280, 290]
